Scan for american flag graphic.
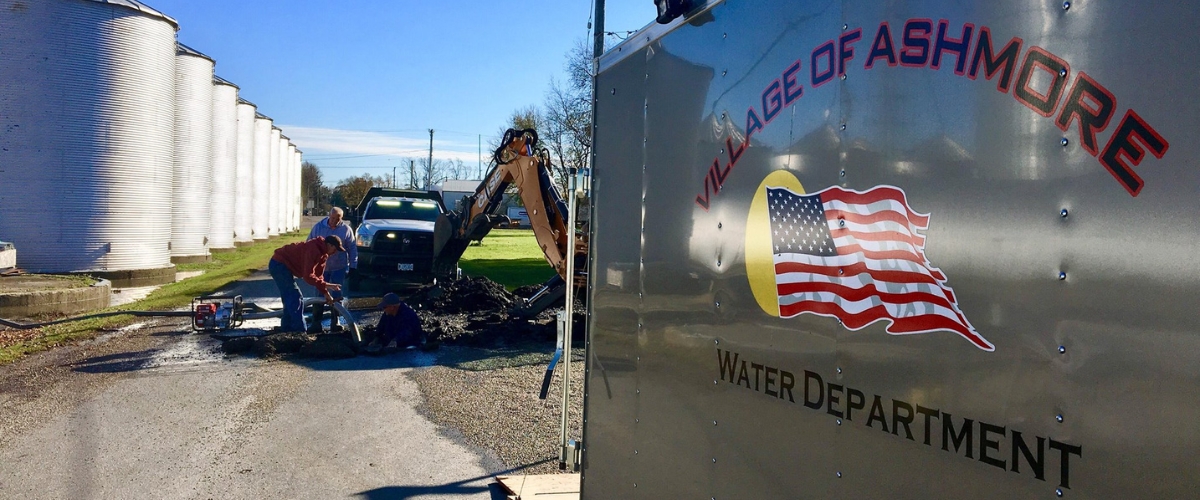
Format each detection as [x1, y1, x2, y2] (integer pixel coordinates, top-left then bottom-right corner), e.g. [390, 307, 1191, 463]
[768, 185, 993, 351]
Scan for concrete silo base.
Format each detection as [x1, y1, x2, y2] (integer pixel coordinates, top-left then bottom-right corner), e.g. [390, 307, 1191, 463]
[170, 254, 212, 265]
[0, 276, 111, 319]
[234, 241, 254, 248]
[83, 265, 177, 288]
[209, 247, 237, 254]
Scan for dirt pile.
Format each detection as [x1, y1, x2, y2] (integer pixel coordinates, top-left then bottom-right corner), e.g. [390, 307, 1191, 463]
[409, 277, 575, 347]
[218, 276, 575, 355]
[410, 277, 518, 314]
[222, 332, 358, 359]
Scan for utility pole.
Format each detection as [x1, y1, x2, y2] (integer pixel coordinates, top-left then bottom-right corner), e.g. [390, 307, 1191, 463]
[409, 160, 415, 189]
[593, 0, 605, 58]
[427, 129, 434, 190]
[478, 134, 482, 179]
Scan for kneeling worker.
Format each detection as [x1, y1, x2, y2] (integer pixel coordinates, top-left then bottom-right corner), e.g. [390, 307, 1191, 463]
[269, 235, 344, 332]
[365, 292, 424, 353]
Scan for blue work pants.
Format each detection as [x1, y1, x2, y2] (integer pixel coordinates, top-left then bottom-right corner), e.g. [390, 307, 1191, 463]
[269, 259, 307, 332]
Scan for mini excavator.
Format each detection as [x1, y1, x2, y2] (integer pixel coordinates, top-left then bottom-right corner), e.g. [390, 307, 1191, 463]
[431, 128, 587, 317]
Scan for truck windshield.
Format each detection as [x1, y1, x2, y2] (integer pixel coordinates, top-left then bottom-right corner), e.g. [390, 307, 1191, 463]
[364, 200, 441, 222]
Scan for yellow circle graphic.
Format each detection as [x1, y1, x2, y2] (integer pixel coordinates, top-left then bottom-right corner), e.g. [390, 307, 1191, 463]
[745, 170, 805, 317]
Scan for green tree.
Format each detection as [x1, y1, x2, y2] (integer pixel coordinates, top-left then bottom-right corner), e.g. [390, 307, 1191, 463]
[332, 173, 388, 210]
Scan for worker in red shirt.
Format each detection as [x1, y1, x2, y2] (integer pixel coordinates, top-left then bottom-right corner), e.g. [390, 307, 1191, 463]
[269, 235, 345, 332]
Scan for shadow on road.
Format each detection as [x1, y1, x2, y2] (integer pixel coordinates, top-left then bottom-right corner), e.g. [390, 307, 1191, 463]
[70, 349, 161, 373]
[355, 459, 554, 500]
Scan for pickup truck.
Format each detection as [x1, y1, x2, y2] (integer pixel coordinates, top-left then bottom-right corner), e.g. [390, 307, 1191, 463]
[347, 188, 446, 289]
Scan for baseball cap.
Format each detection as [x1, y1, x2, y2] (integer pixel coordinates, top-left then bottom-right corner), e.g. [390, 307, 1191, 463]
[323, 235, 345, 252]
[377, 292, 402, 309]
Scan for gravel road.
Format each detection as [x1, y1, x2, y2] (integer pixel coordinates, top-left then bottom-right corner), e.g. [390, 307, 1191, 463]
[0, 271, 509, 499]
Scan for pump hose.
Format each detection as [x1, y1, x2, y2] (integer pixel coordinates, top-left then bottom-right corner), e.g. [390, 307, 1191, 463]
[2, 297, 364, 344]
[0, 299, 346, 330]
[0, 310, 194, 330]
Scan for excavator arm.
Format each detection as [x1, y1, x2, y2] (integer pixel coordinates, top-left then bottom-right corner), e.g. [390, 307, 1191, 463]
[432, 129, 584, 315]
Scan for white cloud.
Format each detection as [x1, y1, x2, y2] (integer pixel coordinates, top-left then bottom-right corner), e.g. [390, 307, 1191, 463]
[278, 125, 483, 162]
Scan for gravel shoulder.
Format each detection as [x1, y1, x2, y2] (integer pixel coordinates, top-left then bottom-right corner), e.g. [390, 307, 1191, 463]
[410, 344, 584, 476]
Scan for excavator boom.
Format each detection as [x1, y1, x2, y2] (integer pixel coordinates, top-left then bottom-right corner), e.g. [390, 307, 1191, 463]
[432, 129, 584, 315]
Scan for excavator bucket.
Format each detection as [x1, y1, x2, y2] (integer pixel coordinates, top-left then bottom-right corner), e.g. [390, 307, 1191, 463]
[432, 213, 468, 279]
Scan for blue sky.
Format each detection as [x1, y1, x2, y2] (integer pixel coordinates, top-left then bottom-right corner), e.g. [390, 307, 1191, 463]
[147, 0, 657, 185]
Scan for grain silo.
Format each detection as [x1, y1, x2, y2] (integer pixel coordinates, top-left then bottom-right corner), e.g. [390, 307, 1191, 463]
[208, 76, 238, 251]
[0, 0, 177, 285]
[294, 149, 304, 229]
[170, 43, 214, 263]
[278, 134, 291, 233]
[251, 114, 273, 240]
[233, 98, 257, 245]
[295, 149, 303, 229]
[287, 143, 298, 231]
[268, 127, 282, 237]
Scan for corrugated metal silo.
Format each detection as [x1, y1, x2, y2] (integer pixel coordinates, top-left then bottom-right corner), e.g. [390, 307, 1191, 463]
[233, 98, 257, 244]
[288, 143, 298, 231]
[278, 135, 291, 233]
[268, 127, 281, 237]
[251, 115, 273, 240]
[208, 76, 238, 251]
[278, 135, 291, 232]
[170, 43, 214, 263]
[294, 150, 303, 229]
[0, 0, 177, 283]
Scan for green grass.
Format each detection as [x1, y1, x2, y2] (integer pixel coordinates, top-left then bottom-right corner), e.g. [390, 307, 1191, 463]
[0, 232, 308, 365]
[458, 229, 556, 289]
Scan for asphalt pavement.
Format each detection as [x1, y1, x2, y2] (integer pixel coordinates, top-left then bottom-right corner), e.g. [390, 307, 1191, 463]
[0, 268, 507, 499]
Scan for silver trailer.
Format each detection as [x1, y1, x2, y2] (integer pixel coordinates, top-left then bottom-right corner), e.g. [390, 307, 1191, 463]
[0, 0, 176, 274]
[583, 1, 1197, 498]
[208, 76, 239, 250]
[267, 127, 282, 237]
[234, 98, 258, 244]
[251, 114, 273, 240]
[170, 43, 214, 261]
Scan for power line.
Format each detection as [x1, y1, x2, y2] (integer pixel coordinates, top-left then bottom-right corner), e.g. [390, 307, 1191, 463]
[314, 165, 405, 170]
[303, 153, 391, 160]
[304, 149, 429, 160]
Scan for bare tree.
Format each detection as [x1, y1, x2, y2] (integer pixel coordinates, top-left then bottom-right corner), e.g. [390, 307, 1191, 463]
[484, 39, 595, 193]
[446, 159, 473, 180]
[541, 39, 594, 190]
[302, 161, 333, 214]
[416, 157, 445, 190]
